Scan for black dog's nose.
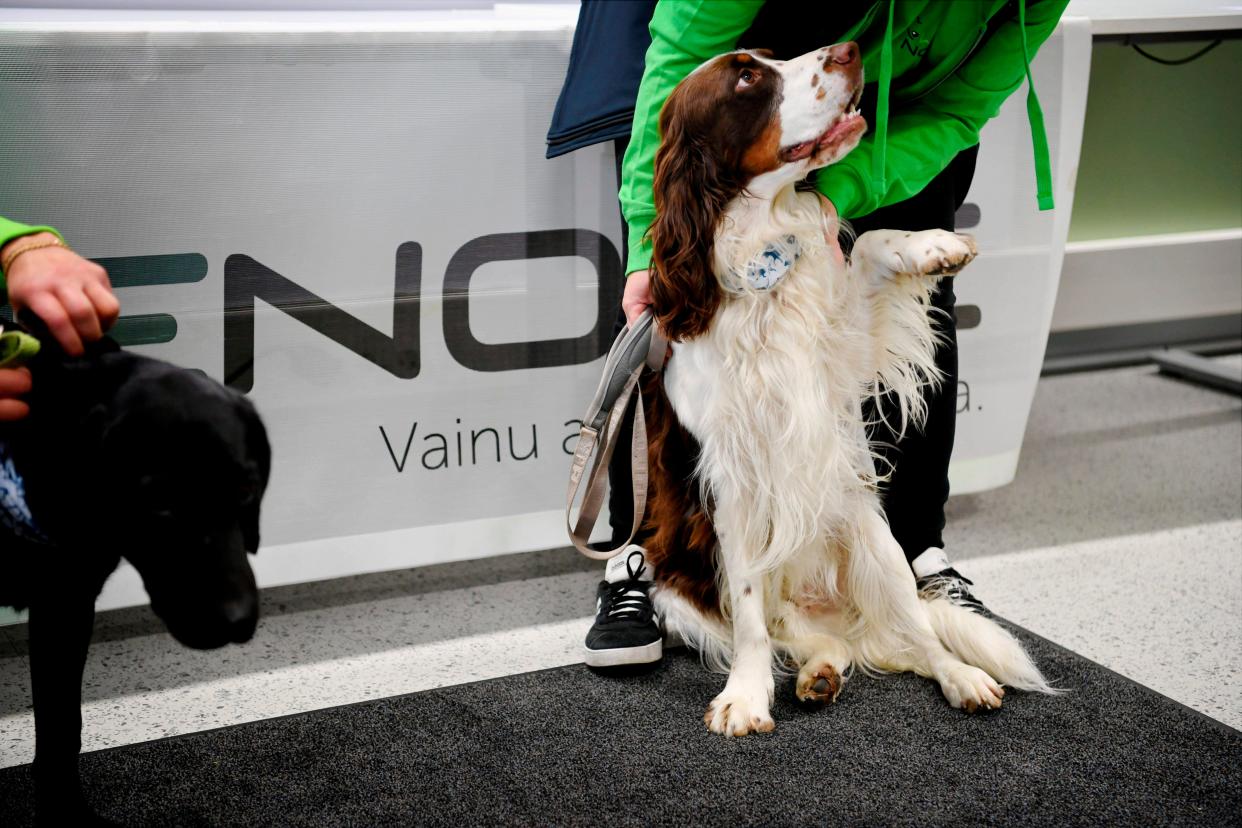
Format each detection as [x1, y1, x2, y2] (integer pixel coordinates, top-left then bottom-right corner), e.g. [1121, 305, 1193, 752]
[221, 593, 259, 643]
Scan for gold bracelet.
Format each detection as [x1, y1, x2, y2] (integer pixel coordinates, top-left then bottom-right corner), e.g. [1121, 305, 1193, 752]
[1, 236, 69, 275]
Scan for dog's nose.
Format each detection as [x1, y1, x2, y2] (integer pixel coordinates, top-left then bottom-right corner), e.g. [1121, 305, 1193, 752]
[825, 42, 859, 67]
[222, 593, 259, 643]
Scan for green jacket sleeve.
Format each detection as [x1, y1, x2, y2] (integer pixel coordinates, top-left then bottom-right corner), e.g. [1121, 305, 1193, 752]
[817, 0, 1070, 219]
[619, 0, 763, 275]
[0, 215, 64, 301]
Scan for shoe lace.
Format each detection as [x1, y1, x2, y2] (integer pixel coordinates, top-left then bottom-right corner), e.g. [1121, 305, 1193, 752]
[918, 567, 985, 610]
[940, 567, 974, 589]
[601, 551, 651, 621]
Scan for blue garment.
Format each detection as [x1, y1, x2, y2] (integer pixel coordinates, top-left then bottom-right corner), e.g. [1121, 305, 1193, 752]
[545, 0, 657, 159]
[0, 438, 49, 546]
[545, 0, 871, 160]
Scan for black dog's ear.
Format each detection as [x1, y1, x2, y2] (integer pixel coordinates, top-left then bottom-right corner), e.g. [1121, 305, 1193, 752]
[239, 399, 271, 555]
[241, 471, 262, 555]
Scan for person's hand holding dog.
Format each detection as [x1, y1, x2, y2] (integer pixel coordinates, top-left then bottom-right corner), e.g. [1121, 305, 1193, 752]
[4, 232, 120, 353]
[621, 268, 653, 328]
[817, 194, 847, 268]
[1, 232, 120, 421]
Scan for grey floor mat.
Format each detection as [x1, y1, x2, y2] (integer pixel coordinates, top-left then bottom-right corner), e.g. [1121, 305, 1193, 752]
[1, 628, 1238, 826]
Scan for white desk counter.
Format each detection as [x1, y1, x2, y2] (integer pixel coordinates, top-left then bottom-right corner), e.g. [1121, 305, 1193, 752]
[1067, 0, 1242, 35]
[0, 3, 1235, 613]
[1052, 0, 1241, 355]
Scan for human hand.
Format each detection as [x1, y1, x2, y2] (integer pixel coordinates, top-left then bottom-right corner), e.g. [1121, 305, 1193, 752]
[0, 366, 32, 421]
[622, 269, 652, 328]
[622, 268, 674, 365]
[816, 194, 847, 268]
[2, 233, 120, 356]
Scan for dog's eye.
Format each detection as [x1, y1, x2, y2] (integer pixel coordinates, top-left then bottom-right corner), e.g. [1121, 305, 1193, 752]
[737, 68, 758, 90]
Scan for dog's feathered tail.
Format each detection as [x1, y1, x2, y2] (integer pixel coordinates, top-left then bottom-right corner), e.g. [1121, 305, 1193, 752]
[924, 598, 1061, 694]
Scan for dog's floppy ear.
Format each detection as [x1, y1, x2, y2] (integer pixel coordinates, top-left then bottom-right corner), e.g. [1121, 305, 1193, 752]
[238, 398, 271, 555]
[648, 79, 733, 342]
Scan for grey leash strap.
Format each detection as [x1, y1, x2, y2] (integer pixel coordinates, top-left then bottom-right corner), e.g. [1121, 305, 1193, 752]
[566, 309, 667, 560]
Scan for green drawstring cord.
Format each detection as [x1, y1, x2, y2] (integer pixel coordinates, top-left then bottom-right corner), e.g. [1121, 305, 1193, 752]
[871, 0, 895, 196]
[871, 0, 1055, 212]
[1019, 0, 1055, 210]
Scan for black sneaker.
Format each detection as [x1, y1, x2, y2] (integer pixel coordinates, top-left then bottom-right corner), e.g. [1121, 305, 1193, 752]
[584, 546, 663, 668]
[911, 547, 991, 616]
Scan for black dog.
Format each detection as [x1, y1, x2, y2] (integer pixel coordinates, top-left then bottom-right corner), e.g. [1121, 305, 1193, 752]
[0, 333, 270, 824]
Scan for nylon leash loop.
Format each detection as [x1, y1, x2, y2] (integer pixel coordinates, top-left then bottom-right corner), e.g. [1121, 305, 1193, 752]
[566, 309, 664, 560]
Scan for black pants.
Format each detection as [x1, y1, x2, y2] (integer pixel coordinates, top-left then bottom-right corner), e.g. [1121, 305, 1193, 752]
[607, 139, 978, 565]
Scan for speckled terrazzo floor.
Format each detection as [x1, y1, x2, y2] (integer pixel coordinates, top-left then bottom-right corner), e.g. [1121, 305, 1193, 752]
[0, 360, 1239, 772]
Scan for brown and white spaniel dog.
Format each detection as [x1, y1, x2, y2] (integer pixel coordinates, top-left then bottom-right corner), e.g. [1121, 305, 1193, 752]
[637, 43, 1053, 736]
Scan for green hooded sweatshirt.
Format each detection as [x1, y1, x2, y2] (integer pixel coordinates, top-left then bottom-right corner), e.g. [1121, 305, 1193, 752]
[620, 0, 1070, 275]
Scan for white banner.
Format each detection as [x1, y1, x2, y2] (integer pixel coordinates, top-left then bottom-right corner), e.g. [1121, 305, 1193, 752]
[0, 13, 1090, 609]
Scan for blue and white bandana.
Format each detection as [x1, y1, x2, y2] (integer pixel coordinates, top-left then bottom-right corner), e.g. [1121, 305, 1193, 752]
[0, 439, 50, 546]
[742, 235, 801, 291]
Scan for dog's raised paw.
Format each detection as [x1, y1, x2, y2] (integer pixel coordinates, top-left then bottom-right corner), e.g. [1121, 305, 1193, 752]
[795, 661, 844, 707]
[704, 692, 775, 736]
[939, 663, 1004, 713]
[902, 230, 977, 278]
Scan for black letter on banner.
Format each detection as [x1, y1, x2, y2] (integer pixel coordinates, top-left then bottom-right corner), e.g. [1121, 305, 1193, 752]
[224, 243, 422, 392]
[442, 229, 622, 372]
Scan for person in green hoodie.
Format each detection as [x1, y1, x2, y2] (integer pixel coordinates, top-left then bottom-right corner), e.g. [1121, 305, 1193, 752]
[0, 215, 120, 420]
[554, 0, 1070, 669]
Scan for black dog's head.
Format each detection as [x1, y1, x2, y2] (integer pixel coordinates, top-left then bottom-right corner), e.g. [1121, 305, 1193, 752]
[86, 355, 270, 649]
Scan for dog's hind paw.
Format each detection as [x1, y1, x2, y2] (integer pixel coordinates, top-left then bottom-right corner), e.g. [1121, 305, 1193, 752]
[704, 690, 775, 736]
[938, 662, 1005, 713]
[795, 661, 844, 707]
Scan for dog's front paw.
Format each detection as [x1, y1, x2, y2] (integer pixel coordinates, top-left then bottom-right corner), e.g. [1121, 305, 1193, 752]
[704, 689, 775, 736]
[938, 662, 1005, 713]
[903, 230, 977, 278]
[796, 660, 845, 707]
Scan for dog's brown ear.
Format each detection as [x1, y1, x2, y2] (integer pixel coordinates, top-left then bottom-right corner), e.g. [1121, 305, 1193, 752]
[648, 82, 734, 342]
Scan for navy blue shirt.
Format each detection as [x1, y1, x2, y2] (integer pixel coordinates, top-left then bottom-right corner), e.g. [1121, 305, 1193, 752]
[546, 0, 657, 158]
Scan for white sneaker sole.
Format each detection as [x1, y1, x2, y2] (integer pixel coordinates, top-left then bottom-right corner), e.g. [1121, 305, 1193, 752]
[583, 639, 663, 668]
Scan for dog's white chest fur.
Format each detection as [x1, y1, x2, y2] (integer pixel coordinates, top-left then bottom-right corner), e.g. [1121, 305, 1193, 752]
[663, 194, 875, 575]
